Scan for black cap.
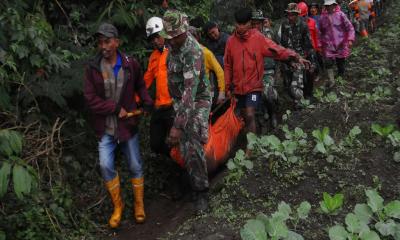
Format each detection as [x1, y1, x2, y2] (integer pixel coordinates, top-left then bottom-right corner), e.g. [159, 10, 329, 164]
[96, 23, 119, 38]
[234, 8, 253, 24]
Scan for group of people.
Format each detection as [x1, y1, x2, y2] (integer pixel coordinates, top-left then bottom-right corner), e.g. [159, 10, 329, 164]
[84, 0, 385, 229]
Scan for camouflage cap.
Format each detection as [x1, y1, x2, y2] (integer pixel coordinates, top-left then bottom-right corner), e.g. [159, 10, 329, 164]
[251, 9, 266, 20]
[159, 10, 189, 39]
[285, 3, 301, 14]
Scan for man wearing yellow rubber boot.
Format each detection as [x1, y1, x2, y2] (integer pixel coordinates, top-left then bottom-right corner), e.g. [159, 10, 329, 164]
[84, 23, 153, 227]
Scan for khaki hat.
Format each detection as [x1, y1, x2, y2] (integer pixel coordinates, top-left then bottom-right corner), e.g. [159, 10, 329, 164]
[252, 9, 266, 20]
[285, 3, 301, 14]
[159, 10, 189, 39]
[324, 0, 338, 5]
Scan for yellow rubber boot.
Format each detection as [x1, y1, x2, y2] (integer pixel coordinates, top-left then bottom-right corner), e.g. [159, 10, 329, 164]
[131, 177, 146, 223]
[105, 175, 124, 228]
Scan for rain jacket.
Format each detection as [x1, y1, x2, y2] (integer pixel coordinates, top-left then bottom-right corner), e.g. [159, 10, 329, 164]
[202, 45, 225, 92]
[304, 17, 320, 51]
[84, 52, 153, 141]
[224, 29, 298, 95]
[318, 5, 355, 59]
[143, 47, 173, 108]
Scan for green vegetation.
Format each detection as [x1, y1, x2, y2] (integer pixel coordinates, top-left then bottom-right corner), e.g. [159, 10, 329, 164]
[240, 201, 311, 240]
[328, 189, 400, 240]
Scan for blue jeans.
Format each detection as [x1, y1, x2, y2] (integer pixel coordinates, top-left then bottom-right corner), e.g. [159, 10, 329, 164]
[98, 133, 143, 181]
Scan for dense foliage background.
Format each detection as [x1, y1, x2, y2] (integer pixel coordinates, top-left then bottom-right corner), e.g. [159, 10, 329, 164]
[0, 0, 295, 239]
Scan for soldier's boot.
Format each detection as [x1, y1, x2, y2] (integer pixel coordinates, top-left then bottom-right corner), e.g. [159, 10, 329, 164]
[105, 175, 124, 228]
[326, 68, 335, 89]
[194, 190, 209, 214]
[131, 177, 145, 223]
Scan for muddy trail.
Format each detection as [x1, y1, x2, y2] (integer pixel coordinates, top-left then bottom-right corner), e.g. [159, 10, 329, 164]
[103, 3, 400, 240]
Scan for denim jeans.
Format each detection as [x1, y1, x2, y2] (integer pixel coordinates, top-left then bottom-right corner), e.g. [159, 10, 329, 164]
[98, 133, 143, 181]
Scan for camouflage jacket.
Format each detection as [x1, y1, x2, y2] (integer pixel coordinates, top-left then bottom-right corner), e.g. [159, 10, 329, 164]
[262, 28, 276, 70]
[167, 34, 211, 130]
[278, 18, 313, 57]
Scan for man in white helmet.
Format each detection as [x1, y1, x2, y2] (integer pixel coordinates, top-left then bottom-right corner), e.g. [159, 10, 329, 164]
[144, 17, 174, 157]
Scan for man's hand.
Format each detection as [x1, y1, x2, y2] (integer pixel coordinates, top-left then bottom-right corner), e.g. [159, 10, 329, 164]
[216, 92, 226, 105]
[298, 57, 311, 70]
[167, 127, 182, 146]
[119, 107, 128, 118]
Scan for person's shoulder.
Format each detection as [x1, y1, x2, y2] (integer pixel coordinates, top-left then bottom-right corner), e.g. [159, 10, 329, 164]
[121, 52, 140, 69]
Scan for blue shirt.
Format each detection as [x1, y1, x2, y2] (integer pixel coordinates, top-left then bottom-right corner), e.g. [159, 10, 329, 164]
[113, 53, 122, 79]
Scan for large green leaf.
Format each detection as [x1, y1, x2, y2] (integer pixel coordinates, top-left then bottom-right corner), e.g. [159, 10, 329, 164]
[328, 225, 349, 240]
[394, 223, 400, 240]
[247, 133, 259, 150]
[240, 219, 267, 240]
[375, 220, 396, 236]
[287, 231, 304, 240]
[297, 201, 311, 219]
[354, 204, 373, 224]
[366, 190, 384, 213]
[0, 130, 23, 157]
[315, 142, 327, 154]
[243, 160, 254, 170]
[267, 135, 281, 150]
[346, 213, 365, 234]
[0, 162, 11, 198]
[384, 200, 400, 219]
[274, 201, 292, 221]
[12, 164, 32, 200]
[265, 216, 289, 238]
[359, 230, 381, 240]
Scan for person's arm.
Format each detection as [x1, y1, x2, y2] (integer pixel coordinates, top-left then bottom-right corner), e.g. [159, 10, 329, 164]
[223, 38, 232, 95]
[132, 59, 154, 113]
[172, 50, 201, 130]
[302, 22, 314, 56]
[261, 35, 311, 69]
[261, 36, 298, 61]
[143, 52, 156, 89]
[84, 66, 119, 115]
[342, 12, 355, 44]
[204, 47, 225, 93]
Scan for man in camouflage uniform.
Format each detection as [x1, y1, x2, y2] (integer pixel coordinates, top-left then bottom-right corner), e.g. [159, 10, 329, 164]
[160, 10, 212, 212]
[278, 3, 314, 108]
[251, 9, 279, 128]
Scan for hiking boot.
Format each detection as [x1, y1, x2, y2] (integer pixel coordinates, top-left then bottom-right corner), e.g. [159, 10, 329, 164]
[194, 191, 209, 214]
[325, 69, 335, 89]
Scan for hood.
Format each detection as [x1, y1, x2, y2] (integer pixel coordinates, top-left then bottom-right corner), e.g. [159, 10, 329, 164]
[234, 28, 256, 41]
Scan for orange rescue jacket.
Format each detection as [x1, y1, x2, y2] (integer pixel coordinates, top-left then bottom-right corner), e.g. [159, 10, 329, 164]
[143, 48, 172, 108]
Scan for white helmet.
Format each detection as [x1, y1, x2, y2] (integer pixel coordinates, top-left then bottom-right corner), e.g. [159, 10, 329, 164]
[146, 17, 164, 37]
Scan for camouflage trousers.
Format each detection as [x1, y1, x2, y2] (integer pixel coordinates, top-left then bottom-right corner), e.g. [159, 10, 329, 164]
[283, 64, 304, 104]
[263, 69, 278, 104]
[179, 100, 211, 191]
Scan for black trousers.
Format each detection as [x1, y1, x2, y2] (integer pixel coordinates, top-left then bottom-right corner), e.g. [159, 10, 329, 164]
[325, 57, 346, 76]
[150, 106, 175, 156]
